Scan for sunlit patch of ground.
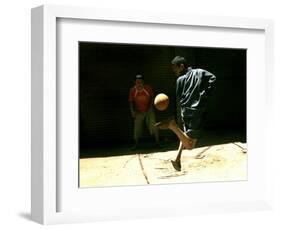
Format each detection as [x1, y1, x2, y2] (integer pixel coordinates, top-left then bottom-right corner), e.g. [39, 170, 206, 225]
[80, 142, 247, 188]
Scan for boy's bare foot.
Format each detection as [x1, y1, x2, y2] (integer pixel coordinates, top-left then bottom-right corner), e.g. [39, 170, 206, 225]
[171, 160, 181, 171]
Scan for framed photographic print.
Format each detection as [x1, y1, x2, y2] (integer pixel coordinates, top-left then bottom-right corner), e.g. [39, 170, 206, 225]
[31, 5, 274, 225]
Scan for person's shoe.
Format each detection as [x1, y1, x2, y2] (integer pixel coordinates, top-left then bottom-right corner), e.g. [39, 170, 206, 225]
[171, 160, 181, 171]
[154, 117, 175, 129]
[130, 144, 138, 151]
[154, 142, 164, 149]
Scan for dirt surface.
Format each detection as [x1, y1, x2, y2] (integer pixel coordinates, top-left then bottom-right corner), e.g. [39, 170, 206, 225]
[80, 142, 247, 188]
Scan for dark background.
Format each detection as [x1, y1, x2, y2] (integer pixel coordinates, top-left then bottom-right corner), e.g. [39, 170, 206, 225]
[79, 42, 246, 155]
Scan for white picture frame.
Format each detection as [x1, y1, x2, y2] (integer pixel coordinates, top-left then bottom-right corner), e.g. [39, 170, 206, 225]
[31, 5, 274, 225]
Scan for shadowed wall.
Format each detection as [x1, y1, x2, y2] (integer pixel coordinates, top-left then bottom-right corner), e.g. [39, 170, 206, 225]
[79, 43, 246, 150]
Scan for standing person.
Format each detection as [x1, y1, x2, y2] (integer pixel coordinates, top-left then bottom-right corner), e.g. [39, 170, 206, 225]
[155, 56, 216, 171]
[129, 74, 159, 150]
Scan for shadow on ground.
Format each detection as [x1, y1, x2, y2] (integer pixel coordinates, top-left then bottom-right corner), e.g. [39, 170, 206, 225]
[80, 128, 246, 158]
[18, 212, 32, 221]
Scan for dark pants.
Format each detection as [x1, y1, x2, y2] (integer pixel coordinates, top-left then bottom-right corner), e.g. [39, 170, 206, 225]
[181, 107, 205, 139]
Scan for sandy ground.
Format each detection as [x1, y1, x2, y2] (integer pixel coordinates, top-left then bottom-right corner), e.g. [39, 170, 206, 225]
[80, 142, 247, 188]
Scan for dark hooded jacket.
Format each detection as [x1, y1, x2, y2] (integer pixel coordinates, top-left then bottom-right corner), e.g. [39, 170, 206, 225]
[176, 67, 216, 118]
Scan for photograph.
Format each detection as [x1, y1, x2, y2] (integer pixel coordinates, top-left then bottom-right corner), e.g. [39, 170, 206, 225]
[78, 42, 247, 188]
